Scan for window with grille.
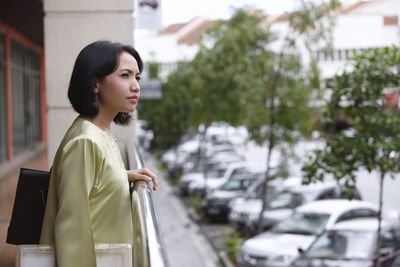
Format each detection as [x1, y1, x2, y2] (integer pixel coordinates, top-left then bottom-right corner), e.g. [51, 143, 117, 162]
[11, 39, 42, 156]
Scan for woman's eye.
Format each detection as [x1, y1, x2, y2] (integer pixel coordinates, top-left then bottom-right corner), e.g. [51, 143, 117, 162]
[136, 76, 141, 81]
[121, 73, 129, 78]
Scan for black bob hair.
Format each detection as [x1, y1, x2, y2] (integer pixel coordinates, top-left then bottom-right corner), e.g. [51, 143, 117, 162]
[68, 40, 143, 125]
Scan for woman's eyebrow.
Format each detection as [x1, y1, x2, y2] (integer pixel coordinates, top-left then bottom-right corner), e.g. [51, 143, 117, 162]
[119, 68, 133, 73]
[119, 68, 140, 75]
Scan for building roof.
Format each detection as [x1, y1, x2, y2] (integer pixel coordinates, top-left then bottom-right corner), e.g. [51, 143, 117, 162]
[156, 0, 396, 47]
[158, 23, 188, 35]
[177, 19, 214, 45]
[158, 17, 214, 46]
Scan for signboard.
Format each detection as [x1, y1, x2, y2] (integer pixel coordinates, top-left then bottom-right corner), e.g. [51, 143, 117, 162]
[140, 79, 163, 99]
[136, 0, 162, 31]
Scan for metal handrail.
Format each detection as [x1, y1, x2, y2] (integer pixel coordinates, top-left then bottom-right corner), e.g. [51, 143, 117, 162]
[126, 139, 169, 267]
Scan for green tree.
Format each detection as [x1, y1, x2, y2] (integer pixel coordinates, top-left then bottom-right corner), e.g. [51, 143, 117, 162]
[176, 10, 279, 184]
[238, 0, 340, 234]
[303, 46, 400, 267]
[139, 63, 193, 150]
[140, 10, 271, 151]
[147, 62, 160, 79]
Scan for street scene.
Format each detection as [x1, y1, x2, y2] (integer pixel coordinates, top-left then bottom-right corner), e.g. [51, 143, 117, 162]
[1, 0, 400, 266]
[134, 0, 400, 266]
[145, 124, 400, 267]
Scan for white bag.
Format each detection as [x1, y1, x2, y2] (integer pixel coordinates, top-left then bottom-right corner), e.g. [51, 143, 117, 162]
[15, 244, 132, 267]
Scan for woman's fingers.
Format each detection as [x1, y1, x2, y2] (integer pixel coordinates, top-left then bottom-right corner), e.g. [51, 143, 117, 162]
[128, 168, 158, 191]
[139, 168, 158, 190]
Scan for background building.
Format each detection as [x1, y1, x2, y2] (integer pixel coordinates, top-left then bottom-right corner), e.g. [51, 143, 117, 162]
[136, 0, 400, 81]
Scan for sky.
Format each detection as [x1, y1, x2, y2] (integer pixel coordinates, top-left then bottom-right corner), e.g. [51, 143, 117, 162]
[161, 0, 295, 26]
[159, 0, 359, 27]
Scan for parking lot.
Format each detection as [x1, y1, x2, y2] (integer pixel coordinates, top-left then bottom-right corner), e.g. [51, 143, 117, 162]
[153, 125, 400, 267]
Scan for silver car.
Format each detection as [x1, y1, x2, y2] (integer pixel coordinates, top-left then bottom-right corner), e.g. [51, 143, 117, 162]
[292, 218, 400, 267]
[237, 199, 378, 267]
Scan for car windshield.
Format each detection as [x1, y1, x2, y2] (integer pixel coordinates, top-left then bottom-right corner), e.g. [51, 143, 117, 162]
[266, 192, 303, 209]
[206, 168, 226, 178]
[221, 177, 257, 191]
[272, 212, 330, 235]
[306, 230, 375, 260]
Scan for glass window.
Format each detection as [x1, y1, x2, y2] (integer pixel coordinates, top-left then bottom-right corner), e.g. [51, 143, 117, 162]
[206, 167, 226, 178]
[336, 209, 378, 223]
[221, 176, 258, 191]
[306, 230, 375, 260]
[11, 39, 42, 156]
[0, 33, 7, 164]
[267, 192, 303, 209]
[272, 212, 330, 235]
[317, 188, 337, 200]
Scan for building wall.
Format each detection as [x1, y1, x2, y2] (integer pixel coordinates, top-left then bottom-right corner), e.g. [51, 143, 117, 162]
[0, 21, 47, 267]
[44, 0, 137, 166]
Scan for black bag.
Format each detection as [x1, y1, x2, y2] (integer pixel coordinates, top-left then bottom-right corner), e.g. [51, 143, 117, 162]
[6, 168, 50, 245]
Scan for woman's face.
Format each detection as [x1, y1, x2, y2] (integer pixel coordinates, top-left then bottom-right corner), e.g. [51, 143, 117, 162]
[95, 51, 141, 116]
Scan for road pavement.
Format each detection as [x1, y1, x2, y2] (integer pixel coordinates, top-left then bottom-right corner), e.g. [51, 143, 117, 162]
[143, 152, 221, 267]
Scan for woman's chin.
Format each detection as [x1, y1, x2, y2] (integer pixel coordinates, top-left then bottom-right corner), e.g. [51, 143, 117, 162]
[123, 107, 135, 113]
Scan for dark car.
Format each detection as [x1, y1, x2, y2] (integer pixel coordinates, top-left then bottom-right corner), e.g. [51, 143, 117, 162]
[202, 172, 263, 221]
[292, 218, 400, 267]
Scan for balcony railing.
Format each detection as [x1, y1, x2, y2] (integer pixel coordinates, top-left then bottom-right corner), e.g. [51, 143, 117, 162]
[126, 139, 169, 267]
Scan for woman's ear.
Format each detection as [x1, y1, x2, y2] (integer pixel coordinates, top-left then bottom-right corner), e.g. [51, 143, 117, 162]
[93, 82, 99, 93]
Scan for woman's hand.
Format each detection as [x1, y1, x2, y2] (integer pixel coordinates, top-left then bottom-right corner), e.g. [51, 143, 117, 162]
[127, 168, 158, 191]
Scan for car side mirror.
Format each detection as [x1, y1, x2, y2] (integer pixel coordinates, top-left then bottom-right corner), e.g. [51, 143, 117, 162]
[298, 247, 305, 255]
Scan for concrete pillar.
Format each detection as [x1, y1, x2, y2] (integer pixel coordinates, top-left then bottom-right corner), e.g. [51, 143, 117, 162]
[44, 0, 137, 166]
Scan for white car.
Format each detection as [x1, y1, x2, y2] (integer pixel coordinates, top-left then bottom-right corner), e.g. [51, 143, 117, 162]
[243, 180, 361, 235]
[237, 199, 378, 267]
[228, 176, 303, 231]
[179, 156, 244, 196]
[188, 161, 265, 197]
[292, 218, 400, 267]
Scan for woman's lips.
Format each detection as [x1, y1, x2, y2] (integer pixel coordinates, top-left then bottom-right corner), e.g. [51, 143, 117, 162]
[128, 95, 138, 104]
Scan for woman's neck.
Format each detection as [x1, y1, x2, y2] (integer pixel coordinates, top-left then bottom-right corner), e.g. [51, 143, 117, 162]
[82, 111, 115, 135]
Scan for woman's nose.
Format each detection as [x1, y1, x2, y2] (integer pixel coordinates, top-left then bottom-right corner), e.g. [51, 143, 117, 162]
[131, 80, 140, 92]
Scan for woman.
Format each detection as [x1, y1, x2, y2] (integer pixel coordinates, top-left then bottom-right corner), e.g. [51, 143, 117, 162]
[40, 40, 158, 267]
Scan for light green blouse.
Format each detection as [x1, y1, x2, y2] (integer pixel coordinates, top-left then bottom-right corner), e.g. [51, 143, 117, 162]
[40, 117, 134, 267]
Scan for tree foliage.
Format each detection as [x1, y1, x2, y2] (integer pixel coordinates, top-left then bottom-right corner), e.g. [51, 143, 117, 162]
[237, 0, 340, 234]
[188, 9, 276, 128]
[138, 64, 193, 150]
[303, 46, 400, 188]
[140, 2, 340, 156]
[303, 46, 400, 266]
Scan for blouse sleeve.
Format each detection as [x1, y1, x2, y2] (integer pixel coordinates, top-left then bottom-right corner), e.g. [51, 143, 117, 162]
[54, 136, 103, 267]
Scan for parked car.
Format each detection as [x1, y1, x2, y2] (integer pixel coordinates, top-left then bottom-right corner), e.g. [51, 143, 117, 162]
[244, 180, 361, 235]
[181, 143, 243, 174]
[201, 172, 264, 221]
[292, 218, 400, 267]
[228, 177, 303, 231]
[188, 162, 265, 198]
[179, 161, 228, 196]
[237, 199, 378, 267]
[178, 154, 245, 196]
[164, 139, 200, 178]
